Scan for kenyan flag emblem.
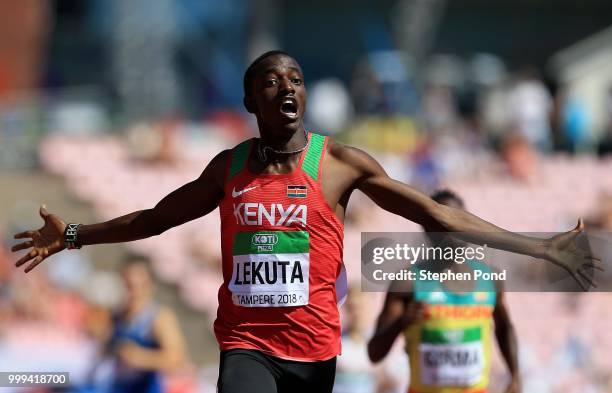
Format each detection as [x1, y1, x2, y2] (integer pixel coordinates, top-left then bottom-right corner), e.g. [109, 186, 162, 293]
[287, 185, 307, 198]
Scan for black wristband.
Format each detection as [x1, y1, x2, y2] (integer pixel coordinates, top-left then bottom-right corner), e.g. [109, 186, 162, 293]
[64, 223, 82, 250]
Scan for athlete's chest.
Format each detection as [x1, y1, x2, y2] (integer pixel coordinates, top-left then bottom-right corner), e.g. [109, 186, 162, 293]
[223, 175, 320, 229]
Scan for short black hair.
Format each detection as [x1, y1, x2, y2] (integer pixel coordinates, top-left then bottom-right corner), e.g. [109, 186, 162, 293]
[431, 189, 464, 207]
[243, 50, 293, 97]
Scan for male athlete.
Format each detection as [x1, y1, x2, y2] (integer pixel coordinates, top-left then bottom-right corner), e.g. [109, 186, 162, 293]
[368, 190, 520, 393]
[11, 51, 601, 393]
[107, 255, 186, 393]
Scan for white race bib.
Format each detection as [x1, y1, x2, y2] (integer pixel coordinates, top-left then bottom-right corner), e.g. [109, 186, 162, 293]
[418, 327, 485, 387]
[229, 231, 310, 307]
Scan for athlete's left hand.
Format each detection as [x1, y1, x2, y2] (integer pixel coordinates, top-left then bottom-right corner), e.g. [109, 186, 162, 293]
[504, 377, 521, 393]
[545, 219, 604, 291]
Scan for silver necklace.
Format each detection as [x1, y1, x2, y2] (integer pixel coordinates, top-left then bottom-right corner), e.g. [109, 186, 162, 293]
[257, 130, 309, 162]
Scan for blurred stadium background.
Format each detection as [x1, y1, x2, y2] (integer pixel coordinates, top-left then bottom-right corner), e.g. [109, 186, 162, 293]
[1, 0, 612, 392]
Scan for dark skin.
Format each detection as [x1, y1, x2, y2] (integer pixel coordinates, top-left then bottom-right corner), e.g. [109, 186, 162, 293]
[11, 54, 603, 290]
[368, 198, 520, 393]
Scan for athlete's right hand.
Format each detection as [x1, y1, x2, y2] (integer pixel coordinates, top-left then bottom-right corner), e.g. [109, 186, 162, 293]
[399, 301, 427, 328]
[11, 205, 67, 273]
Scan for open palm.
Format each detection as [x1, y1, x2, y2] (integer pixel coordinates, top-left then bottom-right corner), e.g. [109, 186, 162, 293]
[11, 205, 66, 273]
[546, 219, 604, 290]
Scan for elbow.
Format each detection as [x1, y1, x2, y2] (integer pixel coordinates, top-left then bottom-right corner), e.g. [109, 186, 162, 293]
[148, 225, 166, 237]
[137, 224, 165, 239]
[138, 209, 167, 237]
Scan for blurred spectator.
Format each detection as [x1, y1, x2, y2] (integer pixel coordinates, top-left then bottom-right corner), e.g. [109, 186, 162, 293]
[335, 287, 400, 393]
[351, 58, 385, 115]
[351, 51, 417, 116]
[561, 91, 592, 153]
[587, 192, 612, 231]
[500, 133, 538, 183]
[88, 255, 188, 393]
[507, 68, 553, 152]
[335, 287, 376, 393]
[421, 85, 457, 133]
[126, 118, 179, 165]
[307, 78, 353, 134]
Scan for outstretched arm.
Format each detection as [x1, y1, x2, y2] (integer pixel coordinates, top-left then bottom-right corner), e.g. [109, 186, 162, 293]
[11, 150, 229, 272]
[330, 143, 603, 289]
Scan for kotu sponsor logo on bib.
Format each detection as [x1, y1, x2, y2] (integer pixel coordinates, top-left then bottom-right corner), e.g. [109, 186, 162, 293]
[252, 233, 278, 252]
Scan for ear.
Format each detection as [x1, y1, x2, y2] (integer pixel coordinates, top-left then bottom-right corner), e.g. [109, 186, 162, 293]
[243, 96, 256, 114]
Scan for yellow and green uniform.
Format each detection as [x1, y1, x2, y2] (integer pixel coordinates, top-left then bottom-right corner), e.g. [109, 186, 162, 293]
[404, 262, 496, 393]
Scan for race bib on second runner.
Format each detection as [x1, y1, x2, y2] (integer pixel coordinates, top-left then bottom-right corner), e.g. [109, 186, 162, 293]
[229, 231, 310, 307]
[418, 326, 484, 387]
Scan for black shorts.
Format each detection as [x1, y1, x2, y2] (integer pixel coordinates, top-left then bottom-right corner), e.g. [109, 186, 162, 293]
[217, 349, 336, 393]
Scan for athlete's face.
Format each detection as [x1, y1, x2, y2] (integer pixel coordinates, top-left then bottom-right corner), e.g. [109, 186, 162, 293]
[246, 55, 306, 130]
[122, 262, 152, 300]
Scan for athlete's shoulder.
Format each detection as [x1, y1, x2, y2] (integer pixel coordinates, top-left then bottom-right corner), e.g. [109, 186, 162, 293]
[326, 140, 387, 177]
[152, 305, 183, 338]
[213, 148, 233, 164]
[203, 149, 231, 173]
[198, 148, 232, 190]
[154, 304, 178, 323]
[326, 139, 360, 159]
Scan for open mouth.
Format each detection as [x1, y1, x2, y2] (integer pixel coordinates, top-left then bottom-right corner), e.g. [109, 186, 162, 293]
[280, 99, 298, 117]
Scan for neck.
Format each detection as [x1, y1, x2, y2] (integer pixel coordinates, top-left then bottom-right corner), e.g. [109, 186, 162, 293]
[257, 124, 309, 163]
[258, 122, 307, 151]
[126, 294, 150, 316]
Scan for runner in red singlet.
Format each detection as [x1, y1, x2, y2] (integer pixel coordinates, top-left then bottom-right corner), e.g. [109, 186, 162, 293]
[11, 51, 602, 393]
[217, 131, 344, 362]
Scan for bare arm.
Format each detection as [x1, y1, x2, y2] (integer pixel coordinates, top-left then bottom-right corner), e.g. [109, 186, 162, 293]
[493, 289, 521, 392]
[79, 150, 227, 245]
[12, 150, 229, 272]
[368, 286, 424, 363]
[330, 143, 603, 289]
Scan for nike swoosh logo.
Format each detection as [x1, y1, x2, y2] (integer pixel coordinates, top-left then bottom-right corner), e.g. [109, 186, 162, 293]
[232, 186, 259, 198]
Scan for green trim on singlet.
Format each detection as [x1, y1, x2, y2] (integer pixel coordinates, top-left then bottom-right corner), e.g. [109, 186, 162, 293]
[228, 140, 252, 179]
[301, 133, 326, 181]
[413, 261, 497, 305]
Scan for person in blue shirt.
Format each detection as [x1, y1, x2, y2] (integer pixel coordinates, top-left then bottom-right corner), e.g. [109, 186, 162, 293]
[107, 255, 187, 393]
